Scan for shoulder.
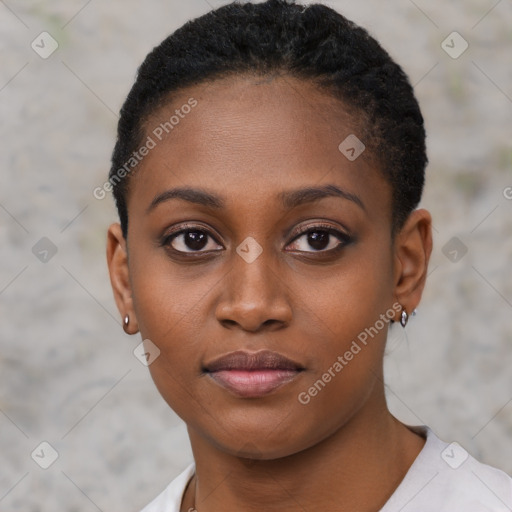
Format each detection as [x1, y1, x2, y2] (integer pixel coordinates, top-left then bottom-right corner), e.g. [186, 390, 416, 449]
[139, 463, 195, 512]
[435, 448, 512, 511]
[381, 425, 512, 512]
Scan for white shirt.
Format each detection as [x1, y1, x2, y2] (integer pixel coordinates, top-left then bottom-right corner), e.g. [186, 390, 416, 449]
[140, 426, 512, 511]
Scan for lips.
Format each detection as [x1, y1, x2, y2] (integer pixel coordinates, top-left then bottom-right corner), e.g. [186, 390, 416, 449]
[203, 350, 304, 398]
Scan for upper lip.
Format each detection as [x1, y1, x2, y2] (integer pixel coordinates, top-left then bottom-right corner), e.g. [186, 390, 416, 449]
[203, 350, 304, 372]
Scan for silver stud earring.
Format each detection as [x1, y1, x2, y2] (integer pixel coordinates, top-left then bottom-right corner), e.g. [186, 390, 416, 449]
[400, 309, 409, 328]
[123, 315, 129, 329]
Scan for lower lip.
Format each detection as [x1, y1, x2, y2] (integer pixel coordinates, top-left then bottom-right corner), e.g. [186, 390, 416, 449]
[208, 369, 300, 398]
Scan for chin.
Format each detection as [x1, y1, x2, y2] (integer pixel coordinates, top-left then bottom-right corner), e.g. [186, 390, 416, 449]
[200, 413, 321, 461]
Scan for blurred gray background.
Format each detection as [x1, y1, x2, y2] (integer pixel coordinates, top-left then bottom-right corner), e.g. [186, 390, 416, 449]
[1, 0, 511, 510]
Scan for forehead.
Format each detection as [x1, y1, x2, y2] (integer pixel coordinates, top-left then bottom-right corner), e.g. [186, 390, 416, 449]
[128, 74, 389, 220]
[144, 74, 359, 163]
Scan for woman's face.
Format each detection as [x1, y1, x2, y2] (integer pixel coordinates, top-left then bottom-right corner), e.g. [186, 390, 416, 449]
[108, 75, 428, 459]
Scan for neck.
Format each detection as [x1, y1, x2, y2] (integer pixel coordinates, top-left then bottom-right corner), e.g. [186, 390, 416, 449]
[181, 388, 425, 512]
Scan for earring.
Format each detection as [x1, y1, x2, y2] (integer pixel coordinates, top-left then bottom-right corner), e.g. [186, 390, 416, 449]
[123, 314, 130, 332]
[400, 309, 409, 328]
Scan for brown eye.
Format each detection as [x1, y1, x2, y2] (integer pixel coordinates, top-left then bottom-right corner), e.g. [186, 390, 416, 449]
[164, 228, 223, 254]
[305, 231, 331, 251]
[287, 225, 351, 253]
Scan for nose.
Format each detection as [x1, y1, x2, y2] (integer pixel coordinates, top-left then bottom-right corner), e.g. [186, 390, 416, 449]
[215, 250, 293, 332]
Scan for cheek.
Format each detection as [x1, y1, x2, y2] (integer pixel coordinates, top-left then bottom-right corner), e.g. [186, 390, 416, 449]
[285, 263, 394, 451]
[128, 257, 221, 415]
[130, 250, 215, 337]
[298, 259, 393, 385]
[291, 243, 394, 396]
[303, 242, 394, 346]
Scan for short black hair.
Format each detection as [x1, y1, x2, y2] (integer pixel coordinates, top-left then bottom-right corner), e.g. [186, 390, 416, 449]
[110, 0, 427, 238]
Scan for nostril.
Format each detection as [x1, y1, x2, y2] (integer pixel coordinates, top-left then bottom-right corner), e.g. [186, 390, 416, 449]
[221, 319, 237, 328]
[219, 317, 285, 332]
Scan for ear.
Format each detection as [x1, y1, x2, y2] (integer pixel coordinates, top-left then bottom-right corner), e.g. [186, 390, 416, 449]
[392, 209, 433, 319]
[106, 223, 139, 334]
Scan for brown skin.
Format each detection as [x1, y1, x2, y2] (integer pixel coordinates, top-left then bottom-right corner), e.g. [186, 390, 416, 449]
[107, 74, 433, 511]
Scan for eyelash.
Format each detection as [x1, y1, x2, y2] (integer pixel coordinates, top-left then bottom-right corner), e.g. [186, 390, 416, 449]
[161, 222, 352, 257]
[287, 222, 352, 254]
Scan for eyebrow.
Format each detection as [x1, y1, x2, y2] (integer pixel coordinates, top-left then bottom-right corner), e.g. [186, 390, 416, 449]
[146, 184, 365, 214]
[146, 187, 224, 213]
[278, 184, 366, 211]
